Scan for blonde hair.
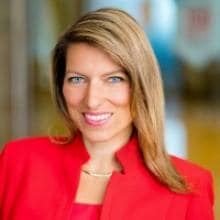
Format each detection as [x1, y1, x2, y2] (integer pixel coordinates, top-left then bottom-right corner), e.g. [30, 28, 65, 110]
[51, 8, 188, 193]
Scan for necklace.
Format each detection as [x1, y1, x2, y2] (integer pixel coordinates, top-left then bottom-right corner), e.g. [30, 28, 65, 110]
[82, 169, 112, 178]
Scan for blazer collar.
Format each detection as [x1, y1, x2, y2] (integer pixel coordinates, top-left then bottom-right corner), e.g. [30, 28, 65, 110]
[69, 131, 143, 173]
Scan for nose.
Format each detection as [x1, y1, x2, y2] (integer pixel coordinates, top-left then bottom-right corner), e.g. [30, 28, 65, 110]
[84, 81, 104, 110]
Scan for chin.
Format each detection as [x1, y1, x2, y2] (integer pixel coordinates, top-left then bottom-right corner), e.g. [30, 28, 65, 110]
[81, 129, 115, 144]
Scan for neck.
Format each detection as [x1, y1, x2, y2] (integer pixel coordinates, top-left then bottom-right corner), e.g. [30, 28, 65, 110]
[82, 130, 132, 172]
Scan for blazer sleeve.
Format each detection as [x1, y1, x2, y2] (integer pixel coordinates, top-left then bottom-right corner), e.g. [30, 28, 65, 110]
[0, 142, 27, 219]
[0, 145, 8, 218]
[186, 171, 214, 220]
[0, 144, 14, 219]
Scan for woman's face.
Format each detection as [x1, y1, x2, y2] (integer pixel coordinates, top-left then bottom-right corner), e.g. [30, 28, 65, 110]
[62, 43, 133, 144]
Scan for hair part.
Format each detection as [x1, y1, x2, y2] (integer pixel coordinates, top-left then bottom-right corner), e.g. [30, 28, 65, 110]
[51, 7, 189, 193]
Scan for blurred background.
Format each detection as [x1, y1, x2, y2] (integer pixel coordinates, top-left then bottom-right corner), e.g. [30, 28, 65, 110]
[0, 0, 219, 217]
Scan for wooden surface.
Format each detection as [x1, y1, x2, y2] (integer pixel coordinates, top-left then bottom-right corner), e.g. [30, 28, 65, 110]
[182, 100, 220, 218]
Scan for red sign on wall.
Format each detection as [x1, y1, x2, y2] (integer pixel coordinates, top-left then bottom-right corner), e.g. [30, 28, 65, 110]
[185, 7, 211, 40]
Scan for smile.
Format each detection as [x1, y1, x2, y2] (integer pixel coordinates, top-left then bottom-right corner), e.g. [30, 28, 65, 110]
[83, 112, 112, 126]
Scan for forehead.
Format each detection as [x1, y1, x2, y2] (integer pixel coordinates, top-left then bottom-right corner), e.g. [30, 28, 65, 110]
[65, 43, 124, 75]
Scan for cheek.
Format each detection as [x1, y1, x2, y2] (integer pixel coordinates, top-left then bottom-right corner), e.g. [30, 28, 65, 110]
[109, 87, 131, 106]
[62, 86, 84, 108]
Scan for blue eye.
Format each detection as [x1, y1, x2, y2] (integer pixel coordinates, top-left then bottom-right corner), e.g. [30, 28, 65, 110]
[108, 76, 123, 83]
[69, 76, 85, 84]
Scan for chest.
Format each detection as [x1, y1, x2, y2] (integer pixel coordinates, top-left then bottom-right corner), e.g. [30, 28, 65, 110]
[2, 158, 190, 220]
[74, 171, 110, 204]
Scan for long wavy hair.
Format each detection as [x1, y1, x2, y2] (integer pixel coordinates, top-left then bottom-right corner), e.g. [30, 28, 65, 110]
[51, 8, 188, 193]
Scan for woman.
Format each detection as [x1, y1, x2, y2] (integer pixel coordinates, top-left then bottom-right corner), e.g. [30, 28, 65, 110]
[0, 8, 214, 220]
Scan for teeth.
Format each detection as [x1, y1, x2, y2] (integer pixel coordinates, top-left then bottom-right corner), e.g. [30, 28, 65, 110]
[85, 113, 111, 121]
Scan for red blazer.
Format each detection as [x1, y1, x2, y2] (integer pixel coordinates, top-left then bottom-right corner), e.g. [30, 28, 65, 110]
[0, 133, 214, 220]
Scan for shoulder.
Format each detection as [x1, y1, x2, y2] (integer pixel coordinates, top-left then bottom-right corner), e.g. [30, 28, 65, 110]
[1, 136, 54, 155]
[171, 155, 213, 189]
[171, 155, 212, 182]
[3, 136, 52, 147]
[170, 155, 214, 204]
[0, 137, 54, 188]
[0, 137, 73, 185]
[0, 136, 67, 166]
[170, 156, 214, 219]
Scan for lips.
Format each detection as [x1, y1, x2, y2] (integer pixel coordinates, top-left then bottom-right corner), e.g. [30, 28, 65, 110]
[83, 112, 112, 126]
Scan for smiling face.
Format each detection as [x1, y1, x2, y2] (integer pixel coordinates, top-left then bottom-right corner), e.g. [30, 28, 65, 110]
[62, 43, 133, 145]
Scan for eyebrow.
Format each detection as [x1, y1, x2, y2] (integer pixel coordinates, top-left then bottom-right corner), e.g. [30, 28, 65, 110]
[65, 69, 125, 76]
